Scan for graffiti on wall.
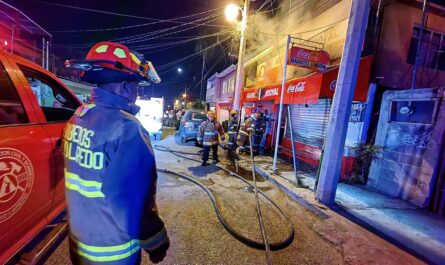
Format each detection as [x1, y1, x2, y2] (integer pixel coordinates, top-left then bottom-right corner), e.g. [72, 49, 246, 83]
[386, 124, 435, 153]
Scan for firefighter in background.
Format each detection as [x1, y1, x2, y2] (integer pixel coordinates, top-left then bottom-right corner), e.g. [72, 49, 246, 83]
[252, 112, 266, 154]
[64, 42, 168, 265]
[238, 112, 255, 153]
[227, 109, 239, 157]
[260, 109, 274, 154]
[197, 110, 225, 166]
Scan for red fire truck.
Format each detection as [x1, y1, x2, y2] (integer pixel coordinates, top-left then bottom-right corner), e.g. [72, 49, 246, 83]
[0, 50, 81, 264]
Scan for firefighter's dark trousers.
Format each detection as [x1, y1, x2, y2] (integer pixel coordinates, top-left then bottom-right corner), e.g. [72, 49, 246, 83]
[203, 144, 218, 163]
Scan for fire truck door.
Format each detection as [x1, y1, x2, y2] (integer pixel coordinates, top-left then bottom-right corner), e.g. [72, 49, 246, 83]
[14, 64, 80, 221]
[0, 58, 53, 262]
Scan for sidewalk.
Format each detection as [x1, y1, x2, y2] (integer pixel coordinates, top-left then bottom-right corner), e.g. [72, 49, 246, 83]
[237, 155, 445, 265]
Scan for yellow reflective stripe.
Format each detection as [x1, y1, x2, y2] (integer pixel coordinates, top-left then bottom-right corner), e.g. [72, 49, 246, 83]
[65, 183, 104, 198]
[74, 238, 138, 252]
[203, 141, 218, 145]
[65, 170, 104, 198]
[71, 238, 140, 262]
[130, 52, 141, 65]
[75, 104, 96, 117]
[76, 247, 140, 262]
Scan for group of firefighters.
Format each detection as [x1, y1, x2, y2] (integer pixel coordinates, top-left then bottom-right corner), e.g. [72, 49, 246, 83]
[197, 108, 273, 166]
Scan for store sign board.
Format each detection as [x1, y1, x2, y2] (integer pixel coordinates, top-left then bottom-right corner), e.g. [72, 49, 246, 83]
[260, 86, 280, 101]
[241, 88, 260, 102]
[282, 74, 323, 104]
[288, 47, 330, 71]
[319, 56, 372, 101]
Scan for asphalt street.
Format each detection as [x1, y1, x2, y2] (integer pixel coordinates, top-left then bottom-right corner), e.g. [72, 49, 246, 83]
[43, 132, 423, 265]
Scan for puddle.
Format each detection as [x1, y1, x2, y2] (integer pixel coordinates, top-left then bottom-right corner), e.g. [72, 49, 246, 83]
[258, 186, 273, 192]
[199, 178, 215, 186]
[221, 160, 265, 182]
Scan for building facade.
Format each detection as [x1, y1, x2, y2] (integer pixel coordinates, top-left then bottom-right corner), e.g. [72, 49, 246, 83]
[239, 0, 371, 177]
[205, 64, 236, 123]
[366, 0, 445, 210]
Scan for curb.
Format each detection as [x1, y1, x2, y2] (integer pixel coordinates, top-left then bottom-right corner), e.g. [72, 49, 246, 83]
[254, 165, 330, 220]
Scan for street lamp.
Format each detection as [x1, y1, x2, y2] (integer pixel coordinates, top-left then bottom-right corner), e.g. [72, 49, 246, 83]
[225, 4, 240, 22]
[226, 1, 250, 111]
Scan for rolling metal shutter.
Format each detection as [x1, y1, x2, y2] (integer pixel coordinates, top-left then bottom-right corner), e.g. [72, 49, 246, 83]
[285, 99, 332, 149]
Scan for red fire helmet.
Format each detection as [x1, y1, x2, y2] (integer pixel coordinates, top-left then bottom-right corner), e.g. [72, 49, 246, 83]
[66, 41, 161, 85]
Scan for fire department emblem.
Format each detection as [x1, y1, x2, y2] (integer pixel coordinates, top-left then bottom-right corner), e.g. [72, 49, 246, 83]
[0, 148, 34, 223]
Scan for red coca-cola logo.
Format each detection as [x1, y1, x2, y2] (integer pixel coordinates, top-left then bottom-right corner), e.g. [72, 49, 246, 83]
[287, 81, 306, 93]
[295, 49, 321, 62]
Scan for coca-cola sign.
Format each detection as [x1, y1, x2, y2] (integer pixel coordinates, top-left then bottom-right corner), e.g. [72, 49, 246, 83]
[287, 81, 306, 93]
[288, 47, 330, 71]
[246, 92, 257, 99]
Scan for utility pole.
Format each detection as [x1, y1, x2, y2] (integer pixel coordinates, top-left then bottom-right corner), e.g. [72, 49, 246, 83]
[183, 84, 188, 108]
[272, 35, 291, 173]
[200, 51, 206, 101]
[232, 0, 250, 111]
[315, 0, 371, 205]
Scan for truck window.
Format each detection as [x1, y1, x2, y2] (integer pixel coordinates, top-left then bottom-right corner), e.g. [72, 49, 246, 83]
[18, 65, 80, 122]
[0, 62, 28, 126]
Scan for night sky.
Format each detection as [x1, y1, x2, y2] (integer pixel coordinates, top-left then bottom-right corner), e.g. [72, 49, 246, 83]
[5, 0, 247, 105]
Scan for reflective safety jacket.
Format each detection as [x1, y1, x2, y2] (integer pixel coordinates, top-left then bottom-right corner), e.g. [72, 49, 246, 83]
[197, 119, 225, 146]
[227, 117, 239, 149]
[63, 88, 167, 265]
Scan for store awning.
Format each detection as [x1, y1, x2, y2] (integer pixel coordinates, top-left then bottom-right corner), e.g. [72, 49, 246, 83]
[241, 56, 372, 104]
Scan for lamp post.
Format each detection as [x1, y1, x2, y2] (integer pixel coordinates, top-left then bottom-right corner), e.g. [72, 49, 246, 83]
[226, 1, 250, 111]
[183, 89, 187, 108]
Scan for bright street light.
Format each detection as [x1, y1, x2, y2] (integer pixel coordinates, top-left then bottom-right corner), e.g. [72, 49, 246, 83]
[182, 93, 187, 98]
[225, 4, 240, 22]
[177, 68, 182, 73]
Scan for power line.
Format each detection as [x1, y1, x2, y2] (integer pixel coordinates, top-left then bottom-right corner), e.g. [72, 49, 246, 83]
[57, 12, 225, 48]
[128, 30, 232, 50]
[120, 15, 225, 45]
[34, 0, 229, 28]
[50, 7, 225, 33]
[156, 36, 231, 70]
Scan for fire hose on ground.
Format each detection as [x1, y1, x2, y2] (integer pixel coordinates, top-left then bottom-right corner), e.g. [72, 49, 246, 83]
[154, 136, 295, 257]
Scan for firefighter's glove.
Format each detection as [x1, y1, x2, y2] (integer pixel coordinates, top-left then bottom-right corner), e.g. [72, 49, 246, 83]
[145, 238, 170, 263]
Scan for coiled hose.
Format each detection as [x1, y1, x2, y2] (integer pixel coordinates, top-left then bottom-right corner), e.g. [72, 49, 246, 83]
[155, 144, 294, 251]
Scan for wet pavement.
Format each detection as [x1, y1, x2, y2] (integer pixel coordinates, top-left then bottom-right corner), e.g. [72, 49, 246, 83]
[44, 133, 424, 265]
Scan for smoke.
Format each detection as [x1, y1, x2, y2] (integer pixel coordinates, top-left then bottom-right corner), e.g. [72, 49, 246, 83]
[245, 12, 279, 56]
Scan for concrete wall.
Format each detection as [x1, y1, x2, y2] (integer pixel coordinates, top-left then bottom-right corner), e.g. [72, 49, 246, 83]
[374, 2, 445, 89]
[368, 88, 445, 207]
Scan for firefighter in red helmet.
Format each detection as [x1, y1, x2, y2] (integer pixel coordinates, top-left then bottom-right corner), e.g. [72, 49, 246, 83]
[64, 42, 168, 265]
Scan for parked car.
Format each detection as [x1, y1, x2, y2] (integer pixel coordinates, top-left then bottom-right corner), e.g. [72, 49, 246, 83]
[0, 50, 81, 264]
[178, 109, 207, 143]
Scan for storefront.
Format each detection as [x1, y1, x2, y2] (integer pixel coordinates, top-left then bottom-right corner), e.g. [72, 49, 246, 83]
[241, 56, 373, 179]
